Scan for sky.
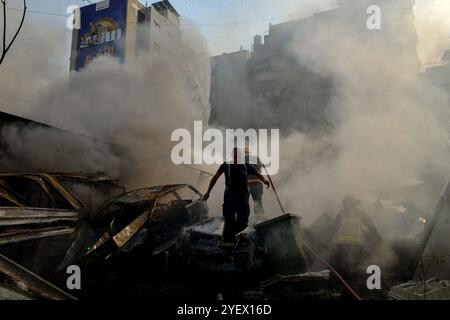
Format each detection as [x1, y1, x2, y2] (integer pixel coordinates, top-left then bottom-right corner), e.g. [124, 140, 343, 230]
[2, 0, 450, 63]
[2, 0, 450, 215]
[7, 0, 334, 55]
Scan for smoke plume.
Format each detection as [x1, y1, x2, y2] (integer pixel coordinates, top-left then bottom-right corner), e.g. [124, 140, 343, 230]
[1, 7, 211, 189]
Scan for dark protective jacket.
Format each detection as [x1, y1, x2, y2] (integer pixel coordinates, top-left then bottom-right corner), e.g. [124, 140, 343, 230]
[336, 206, 380, 246]
[218, 162, 259, 201]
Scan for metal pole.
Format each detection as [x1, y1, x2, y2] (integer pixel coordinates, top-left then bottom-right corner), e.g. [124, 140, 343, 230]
[0, 253, 77, 300]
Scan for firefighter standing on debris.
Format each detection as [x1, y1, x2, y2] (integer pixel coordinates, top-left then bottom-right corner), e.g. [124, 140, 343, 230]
[333, 195, 382, 273]
[203, 148, 270, 251]
[244, 146, 265, 216]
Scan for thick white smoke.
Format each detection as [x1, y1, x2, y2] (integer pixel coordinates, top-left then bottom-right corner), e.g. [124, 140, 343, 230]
[2, 0, 450, 227]
[0, 5, 211, 190]
[415, 0, 450, 64]
[261, 1, 450, 230]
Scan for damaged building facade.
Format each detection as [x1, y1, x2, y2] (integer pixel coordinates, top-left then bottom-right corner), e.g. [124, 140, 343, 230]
[209, 0, 419, 132]
[0, 111, 128, 175]
[70, 0, 210, 122]
[420, 49, 450, 130]
[4, 0, 450, 302]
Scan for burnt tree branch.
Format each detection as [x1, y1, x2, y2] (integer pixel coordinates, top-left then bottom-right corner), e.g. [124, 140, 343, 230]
[0, 0, 27, 65]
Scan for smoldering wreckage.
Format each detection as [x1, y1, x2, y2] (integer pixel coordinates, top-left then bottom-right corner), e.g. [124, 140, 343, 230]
[0, 165, 450, 301]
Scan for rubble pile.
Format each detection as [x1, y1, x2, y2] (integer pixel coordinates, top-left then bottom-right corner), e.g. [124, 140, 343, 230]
[1, 172, 450, 300]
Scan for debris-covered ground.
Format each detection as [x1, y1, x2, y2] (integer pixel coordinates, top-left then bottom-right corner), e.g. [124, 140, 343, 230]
[1, 172, 449, 300]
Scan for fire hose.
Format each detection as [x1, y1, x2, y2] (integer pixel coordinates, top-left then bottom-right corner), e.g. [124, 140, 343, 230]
[301, 242, 362, 300]
[260, 163, 362, 300]
[187, 160, 362, 299]
[261, 163, 286, 215]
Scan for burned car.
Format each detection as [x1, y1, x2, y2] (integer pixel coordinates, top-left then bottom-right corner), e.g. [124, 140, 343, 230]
[91, 183, 208, 250]
[60, 184, 209, 294]
[52, 173, 125, 222]
[0, 173, 124, 278]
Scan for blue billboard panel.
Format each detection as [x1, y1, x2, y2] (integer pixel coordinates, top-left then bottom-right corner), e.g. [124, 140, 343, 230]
[75, 0, 128, 70]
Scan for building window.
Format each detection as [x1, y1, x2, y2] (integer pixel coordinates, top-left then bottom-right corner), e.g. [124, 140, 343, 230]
[154, 21, 161, 31]
[138, 11, 146, 24]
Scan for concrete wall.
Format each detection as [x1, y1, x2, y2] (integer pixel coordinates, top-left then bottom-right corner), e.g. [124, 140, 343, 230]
[209, 50, 252, 129]
[209, 0, 419, 133]
[124, 0, 145, 62]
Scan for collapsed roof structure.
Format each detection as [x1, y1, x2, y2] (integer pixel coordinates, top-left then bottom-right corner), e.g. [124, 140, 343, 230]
[414, 182, 450, 281]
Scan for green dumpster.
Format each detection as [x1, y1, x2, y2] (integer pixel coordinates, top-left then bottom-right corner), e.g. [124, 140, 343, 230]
[254, 214, 307, 276]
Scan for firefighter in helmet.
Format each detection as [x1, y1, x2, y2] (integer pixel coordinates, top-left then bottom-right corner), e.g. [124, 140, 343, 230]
[204, 148, 269, 254]
[333, 195, 381, 272]
[244, 146, 265, 216]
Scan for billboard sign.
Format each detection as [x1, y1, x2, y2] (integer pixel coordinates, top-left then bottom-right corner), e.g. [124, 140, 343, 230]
[75, 0, 127, 70]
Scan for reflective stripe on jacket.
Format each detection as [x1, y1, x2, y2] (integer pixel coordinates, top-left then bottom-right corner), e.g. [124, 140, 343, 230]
[337, 218, 364, 245]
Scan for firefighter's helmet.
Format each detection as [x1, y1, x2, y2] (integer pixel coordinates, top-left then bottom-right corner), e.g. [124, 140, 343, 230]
[342, 195, 362, 207]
